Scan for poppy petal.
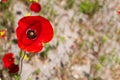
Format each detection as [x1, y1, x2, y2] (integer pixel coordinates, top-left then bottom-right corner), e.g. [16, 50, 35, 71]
[38, 19, 54, 43]
[26, 42, 43, 53]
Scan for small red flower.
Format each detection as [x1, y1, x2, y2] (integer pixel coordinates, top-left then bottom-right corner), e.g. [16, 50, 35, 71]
[1, 0, 7, 3]
[2, 53, 14, 68]
[30, 2, 41, 13]
[8, 63, 19, 73]
[16, 16, 53, 53]
[118, 10, 120, 14]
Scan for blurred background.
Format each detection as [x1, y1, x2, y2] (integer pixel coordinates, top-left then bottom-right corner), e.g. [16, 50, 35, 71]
[0, 0, 120, 80]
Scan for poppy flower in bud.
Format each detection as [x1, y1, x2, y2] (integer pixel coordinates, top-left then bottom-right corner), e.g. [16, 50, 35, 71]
[8, 63, 19, 73]
[0, 30, 6, 38]
[2, 53, 14, 68]
[30, 2, 41, 13]
[16, 16, 53, 53]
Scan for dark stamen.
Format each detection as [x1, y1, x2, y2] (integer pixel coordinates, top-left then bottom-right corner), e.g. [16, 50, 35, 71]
[27, 30, 37, 39]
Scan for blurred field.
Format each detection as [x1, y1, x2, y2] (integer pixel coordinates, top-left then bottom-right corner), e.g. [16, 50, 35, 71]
[0, 0, 120, 80]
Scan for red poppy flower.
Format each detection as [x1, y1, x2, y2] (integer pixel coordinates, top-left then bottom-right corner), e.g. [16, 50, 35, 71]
[1, 0, 7, 3]
[30, 2, 41, 13]
[16, 16, 53, 53]
[8, 63, 19, 73]
[2, 53, 14, 68]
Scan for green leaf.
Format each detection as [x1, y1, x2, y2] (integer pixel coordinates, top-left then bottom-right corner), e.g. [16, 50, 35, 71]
[0, 25, 5, 30]
[14, 75, 20, 80]
[94, 63, 102, 71]
[79, 0, 101, 16]
[101, 35, 108, 44]
[99, 56, 107, 64]
[60, 36, 66, 43]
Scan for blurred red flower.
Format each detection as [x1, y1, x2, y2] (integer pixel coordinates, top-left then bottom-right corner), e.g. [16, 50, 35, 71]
[30, 2, 41, 13]
[2, 53, 14, 68]
[1, 0, 7, 3]
[8, 63, 19, 73]
[16, 16, 53, 53]
[118, 10, 120, 14]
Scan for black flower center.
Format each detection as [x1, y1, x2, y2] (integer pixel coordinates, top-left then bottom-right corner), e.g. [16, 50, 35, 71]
[27, 30, 37, 39]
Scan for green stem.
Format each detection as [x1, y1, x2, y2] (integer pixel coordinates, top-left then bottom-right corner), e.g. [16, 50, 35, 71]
[19, 51, 26, 76]
[18, 50, 22, 66]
